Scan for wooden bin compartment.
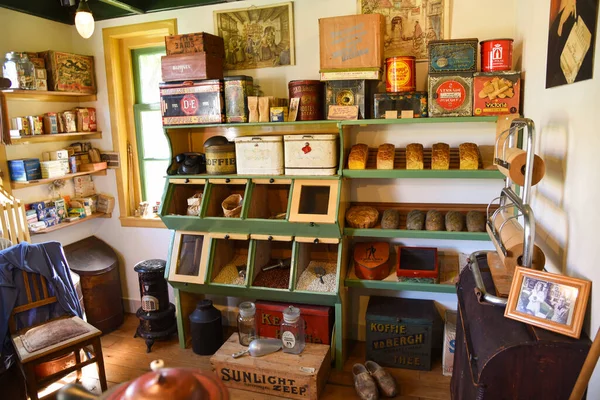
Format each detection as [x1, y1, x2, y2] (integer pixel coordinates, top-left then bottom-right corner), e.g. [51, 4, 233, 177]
[204, 179, 248, 218]
[207, 233, 251, 286]
[163, 178, 206, 216]
[294, 237, 340, 294]
[246, 179, 291, 220]
[251, 235, 294, 290]
[289, 180, 340, 224]
[168, 231, 209, 284]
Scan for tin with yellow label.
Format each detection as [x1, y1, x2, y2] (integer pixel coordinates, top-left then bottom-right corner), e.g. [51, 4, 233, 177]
[386, 56, 416, 92]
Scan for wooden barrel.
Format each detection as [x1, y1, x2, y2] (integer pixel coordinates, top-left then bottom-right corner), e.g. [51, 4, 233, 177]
[64, 236, 124, 333]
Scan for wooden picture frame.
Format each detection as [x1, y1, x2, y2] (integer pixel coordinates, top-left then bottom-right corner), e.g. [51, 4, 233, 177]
[505, 267, 591, 338]
[214, 2, 295, 70]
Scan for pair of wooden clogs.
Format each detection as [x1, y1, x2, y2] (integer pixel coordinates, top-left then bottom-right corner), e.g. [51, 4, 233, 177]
[352, 361, 397, 400]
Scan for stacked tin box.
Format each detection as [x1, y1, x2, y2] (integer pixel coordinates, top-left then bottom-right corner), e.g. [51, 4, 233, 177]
[318, 14, 386, 119]
[427, 39, 479, 117]
[160, 32, 229, 125]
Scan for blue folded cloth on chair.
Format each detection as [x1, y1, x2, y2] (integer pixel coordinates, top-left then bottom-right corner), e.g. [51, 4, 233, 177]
[0, 241, 83, 372]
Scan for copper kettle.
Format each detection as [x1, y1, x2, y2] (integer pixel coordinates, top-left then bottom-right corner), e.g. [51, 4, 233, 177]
[57, 360, 229, 400]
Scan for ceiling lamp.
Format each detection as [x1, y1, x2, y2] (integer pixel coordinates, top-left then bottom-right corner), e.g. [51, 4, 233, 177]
[75, 0, 95, 39]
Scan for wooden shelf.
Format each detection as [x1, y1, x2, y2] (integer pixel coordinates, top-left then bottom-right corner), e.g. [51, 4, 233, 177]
[31, 212, 109, 234]
[10, 131, 102, 145]
[342, 116, 498, 126]
[343, 169, 504, 179]
[11, 168, 107, 189]
[344, 276, 457, 293]
[2, 90, 97, 102]
[167, 173, 339, 181]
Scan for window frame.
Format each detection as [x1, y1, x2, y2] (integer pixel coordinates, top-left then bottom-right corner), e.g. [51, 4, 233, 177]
[102, 20, 177, 228]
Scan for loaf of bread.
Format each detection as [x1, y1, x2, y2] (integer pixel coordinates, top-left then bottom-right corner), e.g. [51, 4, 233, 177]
[445, 211, 465, 232]
[377, 143, 395, 170]
[406, 210, 425, 230]
[348, 144, 369, 169]
[425, 210, 444, 231]
[345, 206, 379, 228]
[381, 209, 400, 229]
[406, 143, 424, 170]
[466, 210, 486, 232]
[459, 142, 479, 170]
[432, 143, 450, 170]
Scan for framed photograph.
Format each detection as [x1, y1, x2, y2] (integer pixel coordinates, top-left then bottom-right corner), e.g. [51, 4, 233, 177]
[358, 0, 451, 60]
[214, 2, 295, 70]
[505, 267, 591, 338]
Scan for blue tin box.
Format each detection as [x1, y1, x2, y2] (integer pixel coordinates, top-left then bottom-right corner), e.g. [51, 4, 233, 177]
[8, 159, 42, 182]
[428, 39, 478, 74]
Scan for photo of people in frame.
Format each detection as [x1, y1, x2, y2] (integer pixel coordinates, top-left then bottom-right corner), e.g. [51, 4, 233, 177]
[515, 276, 577, 326]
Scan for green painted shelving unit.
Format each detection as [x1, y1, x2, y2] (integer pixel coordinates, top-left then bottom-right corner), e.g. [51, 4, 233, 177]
[344, 278, 456, 293]
[342, 169, 504, 179]
[344, 228, 491, 241]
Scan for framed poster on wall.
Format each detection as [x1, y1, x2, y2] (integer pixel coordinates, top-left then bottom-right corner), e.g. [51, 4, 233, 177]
[358, 0, 451, 60]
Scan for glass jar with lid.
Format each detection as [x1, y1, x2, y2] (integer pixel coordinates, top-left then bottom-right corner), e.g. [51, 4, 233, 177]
[280, 306, 305, 354]
[2, 52, 20, 89]
[17, 53, 35, 90]
[237, 301, 258, 346]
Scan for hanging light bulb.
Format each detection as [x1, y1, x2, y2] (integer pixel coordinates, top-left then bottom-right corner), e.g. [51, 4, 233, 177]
[75, 0, 95, 39]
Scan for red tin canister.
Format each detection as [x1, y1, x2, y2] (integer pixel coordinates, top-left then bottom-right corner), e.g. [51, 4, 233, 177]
[480, 39, 513, 72]
[386, 56, 416, 92]
[288, 80, 324, 121]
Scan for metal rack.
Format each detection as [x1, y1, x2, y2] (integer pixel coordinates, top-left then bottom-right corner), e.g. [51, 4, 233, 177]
[470, 118, 538, 306]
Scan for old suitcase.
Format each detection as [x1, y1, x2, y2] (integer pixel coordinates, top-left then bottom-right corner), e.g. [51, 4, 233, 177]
[452, 253, 591, 399]
[366, 296, 443, 370]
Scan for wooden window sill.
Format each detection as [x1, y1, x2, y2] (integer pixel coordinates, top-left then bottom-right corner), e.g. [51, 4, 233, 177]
[119, 216, 166, 228]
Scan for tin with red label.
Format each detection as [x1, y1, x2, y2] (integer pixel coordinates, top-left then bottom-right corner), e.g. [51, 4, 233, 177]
[160, 79, 225, 125]
[480, 39, 513, 72]
[428, 73, 473, 117]
[386, 56, 416, 92]
[473, 71, 520, 116]
[288, 80, 324, 121]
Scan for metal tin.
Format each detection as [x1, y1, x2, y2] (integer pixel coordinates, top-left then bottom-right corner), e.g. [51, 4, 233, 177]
[160, 80, 225, 125]
[27, 115, 43, 135]
[366, 296, 443, 371]
[325, 79, 378, 119]
[205, 143, 236, 175]
[224, 75, 253, 123]
[373, 92, 428, 119]
[428, 38, 478, 74]
[234, 136, 284, 175]
[473, 71, 521, 116]
[480, 39, 513, 72]
[288, 80, 324, 121]
[354, 242, 390, 280]
[43, 113, 58, 134]
[428, 74, 473, 117]
[386, 56, 416, 92]
[283, 134, 338, 175]
[61, 111, 77, 132]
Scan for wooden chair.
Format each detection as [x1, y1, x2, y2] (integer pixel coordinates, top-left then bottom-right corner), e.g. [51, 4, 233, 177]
[0, 186, 30, 244]
[9, 271, 108, 400]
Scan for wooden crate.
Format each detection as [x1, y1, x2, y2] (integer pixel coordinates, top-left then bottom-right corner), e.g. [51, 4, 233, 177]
[161, 53, 224, 82]
[210, 333, 330, 399]
[165, 32, 225, 57]
[318, 14, 385, 71]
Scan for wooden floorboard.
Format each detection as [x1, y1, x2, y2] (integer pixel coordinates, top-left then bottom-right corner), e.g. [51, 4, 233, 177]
[42, 314, 450, 399]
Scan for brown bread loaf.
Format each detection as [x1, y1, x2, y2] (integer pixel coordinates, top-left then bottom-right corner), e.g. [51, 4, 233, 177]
[348, 143, 369, 169]
[432, 142, 450, 170]
[406, 143, 424, 170]
[459, 142, 479, 170]
[445, 211, 465, 232]
[381, 209, 400, 229]
[466, 210, 486, 232]
[377, 143, 395, 170]
[406, 210, 425, 230]
[425, 210, 444, 231]
[345, 206, 379, 228]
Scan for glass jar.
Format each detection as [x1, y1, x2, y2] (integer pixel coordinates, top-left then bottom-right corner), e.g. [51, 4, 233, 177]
[280, 306, 305, 354]
[17, 53, 35, 90]
[237, 301, 257, 346]
[2, 52, 19, 89]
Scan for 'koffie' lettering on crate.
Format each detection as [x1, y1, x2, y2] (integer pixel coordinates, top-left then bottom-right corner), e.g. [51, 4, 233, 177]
[219, 368, 308, 396]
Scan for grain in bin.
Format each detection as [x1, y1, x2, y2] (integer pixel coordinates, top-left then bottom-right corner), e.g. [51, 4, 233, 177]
[366, 296, 443, 370]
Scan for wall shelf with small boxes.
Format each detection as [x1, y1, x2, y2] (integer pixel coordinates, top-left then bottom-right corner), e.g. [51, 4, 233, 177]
[31, 212, 110, 234]
[10, 167, 108, 189]
[10, 131, 102, 145]
[2, 89, 97, 103]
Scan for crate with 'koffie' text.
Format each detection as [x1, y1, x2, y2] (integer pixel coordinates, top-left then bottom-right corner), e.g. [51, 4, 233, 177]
[211, 333, 330, 400]
[366, 296, 443, 371]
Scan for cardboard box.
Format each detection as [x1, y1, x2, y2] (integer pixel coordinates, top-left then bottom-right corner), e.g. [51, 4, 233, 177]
[319, 14, 385, 71]
[40, 51, 96, 94]
[97, 194, 115, 214]
[255, 301, 334, 345]
[443, 310, 457, 377]
[165, 32, 225, 57]
[161, 53, 224, 82]
[211, 333, 330, 400]
[8, 159, 42, 182]
[42, 150, 69, 161]
[473, 71, 521, 116]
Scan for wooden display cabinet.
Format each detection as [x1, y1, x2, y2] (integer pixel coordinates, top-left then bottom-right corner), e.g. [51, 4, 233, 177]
[202, 179, 248, 218]
[205, 233, 251, 287]
[293, 238, 341, 296]
[289, 180, 340, 224]
[250, 236, 295, 291]
[246, 179, 292, 220]
[168, 231, 208, 284]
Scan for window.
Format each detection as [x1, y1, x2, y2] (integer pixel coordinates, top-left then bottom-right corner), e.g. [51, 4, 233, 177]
[102, 19, 177, 228]
[131, 47, 170, 205]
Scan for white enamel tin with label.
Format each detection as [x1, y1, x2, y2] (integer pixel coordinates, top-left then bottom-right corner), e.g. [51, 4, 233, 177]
[283, 134, 338, 175]
[234, 136, 284, 175]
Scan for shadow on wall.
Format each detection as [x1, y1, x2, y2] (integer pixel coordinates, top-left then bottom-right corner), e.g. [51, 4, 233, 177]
[533, 121, 569, 274]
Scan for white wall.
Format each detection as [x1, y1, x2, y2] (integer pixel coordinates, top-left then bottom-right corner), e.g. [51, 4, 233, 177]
[516, 1, 600, 396]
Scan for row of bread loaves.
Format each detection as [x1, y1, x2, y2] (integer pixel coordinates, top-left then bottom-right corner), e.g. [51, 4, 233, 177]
[347, 142, 480, 170]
